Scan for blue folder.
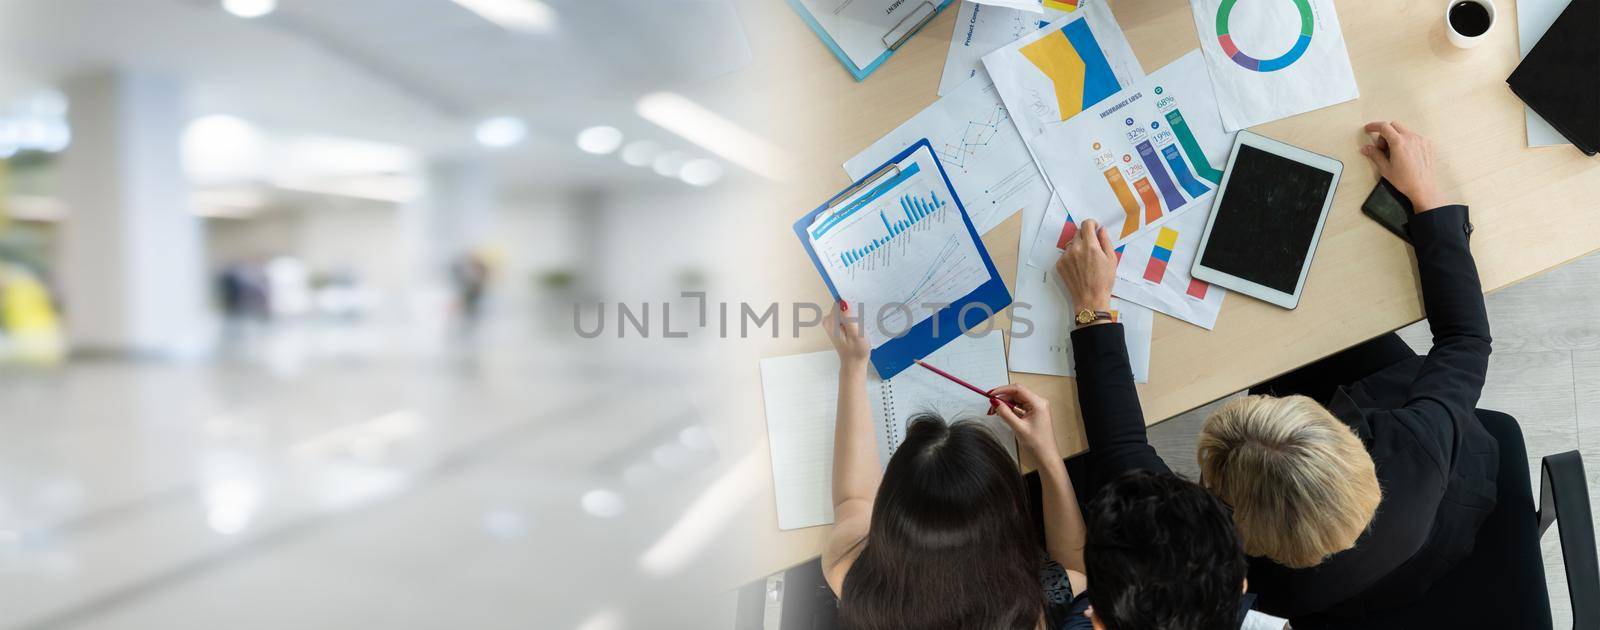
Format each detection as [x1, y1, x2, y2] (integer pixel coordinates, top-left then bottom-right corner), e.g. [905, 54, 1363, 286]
[785, 0, 954, 81]
[793, 139, 1012, 379]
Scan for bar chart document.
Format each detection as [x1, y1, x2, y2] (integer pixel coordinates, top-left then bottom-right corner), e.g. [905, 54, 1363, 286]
[1026, 199, 1226, 329]
[1190, 0, 1357, 130]
[981, 2, 1143, 144]
[807, 152, 989, 349]
[846, 77, 1047, 235]
[1028, 202, 1227, 329]
[1106, 206, 1226, 330]
[1033, 50, 1231, 246]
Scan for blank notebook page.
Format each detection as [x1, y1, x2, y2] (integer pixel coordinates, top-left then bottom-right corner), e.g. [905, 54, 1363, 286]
[760, 350, 844, 530]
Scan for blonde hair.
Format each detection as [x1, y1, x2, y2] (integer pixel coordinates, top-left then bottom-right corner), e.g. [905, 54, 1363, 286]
[1197, 395, 1381, 569]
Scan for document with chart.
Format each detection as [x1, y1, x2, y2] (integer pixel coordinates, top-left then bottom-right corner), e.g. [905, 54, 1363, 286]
[845, 76, 1048, 235]
[1190, 0, 1357, 130]
[1032, 50, 1231, 245]
[1027, 52, 1230, 328]
[980, 2, 1143, 144]
[1027, 202, 1227, 329]
[938, 1, 1067, 96]
[797, 140, 1011, 379]
[1107, 207, 1226, 329]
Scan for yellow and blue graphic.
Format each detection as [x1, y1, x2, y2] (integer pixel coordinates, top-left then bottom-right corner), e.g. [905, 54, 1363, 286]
[1018, 17, 1123, 119]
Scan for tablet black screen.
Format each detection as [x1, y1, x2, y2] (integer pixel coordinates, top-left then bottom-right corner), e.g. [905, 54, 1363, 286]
[1199, 144, 1336, 294]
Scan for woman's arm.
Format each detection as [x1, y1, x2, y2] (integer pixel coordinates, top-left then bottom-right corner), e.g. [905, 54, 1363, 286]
[1057, 221, 1170, 483]
[1361, 122, 1491, 448]
[992, 384, 1086, 576]
[821, 304, 879, 596]
[1037, 461, 1084, 574]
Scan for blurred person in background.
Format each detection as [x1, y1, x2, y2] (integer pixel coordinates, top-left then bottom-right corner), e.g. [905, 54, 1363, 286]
[451, 249, 491, 333]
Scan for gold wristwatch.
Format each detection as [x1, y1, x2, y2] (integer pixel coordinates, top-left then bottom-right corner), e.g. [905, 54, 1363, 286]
[1075, 308, 1114, 326]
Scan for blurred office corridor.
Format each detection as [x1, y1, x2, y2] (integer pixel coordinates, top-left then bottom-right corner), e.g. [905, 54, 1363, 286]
[0, 0, 768, 627]
[0, 328, 739, 629]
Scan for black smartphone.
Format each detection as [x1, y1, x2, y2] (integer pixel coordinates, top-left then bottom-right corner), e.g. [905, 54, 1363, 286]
[1361, 178, 1414, 242]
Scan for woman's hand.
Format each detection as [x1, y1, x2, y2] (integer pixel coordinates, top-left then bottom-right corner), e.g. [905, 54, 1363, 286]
[823, 301, 871, 371]
[822, 298, 878, 597]
[998, 382, 1088, 578]
[989, 383, 1060, 463]
[1362, 121, 1445, 213]
[1054, 219, 1118, 317]
[998, 383, 1086, 578]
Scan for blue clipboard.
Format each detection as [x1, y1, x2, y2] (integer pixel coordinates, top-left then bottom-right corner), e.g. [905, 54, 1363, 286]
[793, 139, 1011, 380]
[785, 0, 954, 81]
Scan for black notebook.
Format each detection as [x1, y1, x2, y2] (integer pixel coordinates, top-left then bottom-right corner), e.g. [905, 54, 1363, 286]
[1508, 0, 1600, 155]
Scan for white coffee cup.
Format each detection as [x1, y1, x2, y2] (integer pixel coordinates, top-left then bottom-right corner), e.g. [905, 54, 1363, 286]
[1445, 0, 1496, 49]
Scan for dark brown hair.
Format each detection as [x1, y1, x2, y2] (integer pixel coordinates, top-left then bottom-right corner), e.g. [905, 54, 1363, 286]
[839, 415, 1041, 630]
[1085, 471, 1247, 630]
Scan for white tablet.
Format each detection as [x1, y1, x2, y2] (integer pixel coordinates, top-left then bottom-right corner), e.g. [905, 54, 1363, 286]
[1191, 131, 1343, 310]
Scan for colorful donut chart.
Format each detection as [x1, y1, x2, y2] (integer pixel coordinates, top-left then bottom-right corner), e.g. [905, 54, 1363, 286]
[1215, 0, 1314, 72]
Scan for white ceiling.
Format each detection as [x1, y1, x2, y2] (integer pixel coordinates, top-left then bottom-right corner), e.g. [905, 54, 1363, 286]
[0, 0, 753, 192]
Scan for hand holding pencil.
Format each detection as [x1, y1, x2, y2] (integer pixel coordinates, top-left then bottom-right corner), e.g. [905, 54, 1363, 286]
[912, 359, 1022, 414]
[988, 384, 1061, 464]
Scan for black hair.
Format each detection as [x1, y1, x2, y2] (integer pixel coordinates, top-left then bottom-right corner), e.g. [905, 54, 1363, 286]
[1084, 471, 1248, 630]
[839, 415, 1041, 630]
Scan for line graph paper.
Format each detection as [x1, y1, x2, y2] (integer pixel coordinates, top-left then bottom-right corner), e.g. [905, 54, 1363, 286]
[845, 77, 1050, 235]
[935, 101, 1009, 169]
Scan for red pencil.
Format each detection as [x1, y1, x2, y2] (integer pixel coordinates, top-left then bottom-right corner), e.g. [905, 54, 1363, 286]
[913, 360, 1022, 414]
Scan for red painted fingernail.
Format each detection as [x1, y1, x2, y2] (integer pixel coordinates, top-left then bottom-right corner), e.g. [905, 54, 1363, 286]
[839, 300, 848, 312]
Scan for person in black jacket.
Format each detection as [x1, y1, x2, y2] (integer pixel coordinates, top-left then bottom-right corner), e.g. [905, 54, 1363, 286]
[1056, 121, 1496, 622]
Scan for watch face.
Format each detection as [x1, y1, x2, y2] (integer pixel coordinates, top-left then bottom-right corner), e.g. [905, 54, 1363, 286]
[1076, 309, 1092, 324]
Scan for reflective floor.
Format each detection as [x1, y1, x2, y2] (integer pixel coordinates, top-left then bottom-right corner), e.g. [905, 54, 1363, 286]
[0, 320, 741, 629]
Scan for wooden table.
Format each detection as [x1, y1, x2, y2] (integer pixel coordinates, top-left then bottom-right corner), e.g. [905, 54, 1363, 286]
[719, 0, 1600, 582]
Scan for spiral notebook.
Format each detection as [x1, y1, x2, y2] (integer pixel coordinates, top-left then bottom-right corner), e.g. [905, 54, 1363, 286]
[759, 332, 1017, 530]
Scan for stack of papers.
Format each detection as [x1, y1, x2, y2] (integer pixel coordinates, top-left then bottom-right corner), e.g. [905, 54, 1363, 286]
[825, 0, 1368, 382]
[846, 0, 1162, 380]
[1027, 51, 1232, 329]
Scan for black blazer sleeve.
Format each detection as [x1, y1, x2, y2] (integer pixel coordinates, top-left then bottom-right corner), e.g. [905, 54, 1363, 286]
[1071, 323, 1170, 485]
[1393, 205, 1493, 466]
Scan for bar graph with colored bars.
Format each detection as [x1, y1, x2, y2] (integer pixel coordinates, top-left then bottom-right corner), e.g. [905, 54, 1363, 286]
[839, 191, 949, 267]
[1140, 226, 1212, 300]
[1142, 227, 1179, 283]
